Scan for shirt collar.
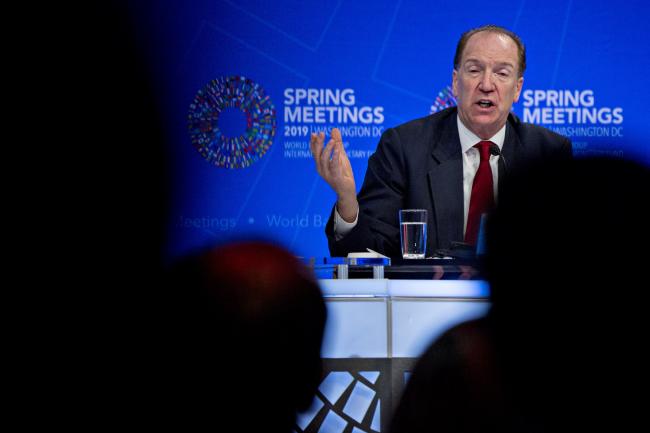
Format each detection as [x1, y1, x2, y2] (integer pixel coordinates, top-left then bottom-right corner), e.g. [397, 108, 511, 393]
[457, 115, 506, 153]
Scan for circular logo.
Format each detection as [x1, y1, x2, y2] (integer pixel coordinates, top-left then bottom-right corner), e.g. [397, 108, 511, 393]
[430, 85, 457, 114]
[188, 76, 276, 169]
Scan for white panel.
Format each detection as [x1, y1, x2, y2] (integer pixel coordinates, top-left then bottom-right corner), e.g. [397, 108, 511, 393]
[319, 279, 389, 297]
[322, 299, 388, 358]
[391, 300, 491, 358]
[388, 279, 490, 298]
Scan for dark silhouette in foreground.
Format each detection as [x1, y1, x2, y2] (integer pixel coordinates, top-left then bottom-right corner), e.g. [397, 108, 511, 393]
[390, 157, 650, 432]
[165, 241, 327, 432]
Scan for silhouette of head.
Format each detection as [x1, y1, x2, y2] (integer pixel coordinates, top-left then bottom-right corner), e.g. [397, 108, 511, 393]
[166, 241, 327, 431]
[484, 156, 650, 429]
[486, 156, 649, 320]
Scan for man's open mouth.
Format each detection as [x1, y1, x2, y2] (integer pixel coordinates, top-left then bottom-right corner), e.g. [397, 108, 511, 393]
[477, 100, 494, 108]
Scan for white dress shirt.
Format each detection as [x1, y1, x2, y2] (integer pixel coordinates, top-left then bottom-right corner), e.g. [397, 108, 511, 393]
[334, 116, 505, 240]
[458, 118, 504, 236]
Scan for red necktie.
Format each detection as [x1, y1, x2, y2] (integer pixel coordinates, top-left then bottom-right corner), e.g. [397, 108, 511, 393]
[465, 141, 494, 245]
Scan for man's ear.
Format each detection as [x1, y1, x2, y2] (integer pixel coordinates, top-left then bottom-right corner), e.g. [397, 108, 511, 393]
[513, 76, 524, 102]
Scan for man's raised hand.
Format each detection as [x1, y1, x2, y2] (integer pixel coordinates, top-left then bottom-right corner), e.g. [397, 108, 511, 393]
[309, 128, 358, 222]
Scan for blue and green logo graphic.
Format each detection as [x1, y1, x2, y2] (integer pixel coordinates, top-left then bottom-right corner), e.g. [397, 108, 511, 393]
[188, 76, 276, 169]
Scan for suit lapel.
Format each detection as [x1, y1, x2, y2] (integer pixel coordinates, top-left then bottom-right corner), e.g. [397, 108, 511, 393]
[428, 113, 464, 249]
[501, 114, 523, 195]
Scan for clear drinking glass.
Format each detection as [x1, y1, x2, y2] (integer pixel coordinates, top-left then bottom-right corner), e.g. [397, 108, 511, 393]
[399, 209, 427, 259]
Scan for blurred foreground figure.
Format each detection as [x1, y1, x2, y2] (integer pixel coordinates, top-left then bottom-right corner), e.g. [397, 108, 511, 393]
[165, 242, 327, 432]
[390, 157, 650, 433]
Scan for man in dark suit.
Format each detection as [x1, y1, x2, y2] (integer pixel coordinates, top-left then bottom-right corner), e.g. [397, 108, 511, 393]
[310, 25, 572, 258]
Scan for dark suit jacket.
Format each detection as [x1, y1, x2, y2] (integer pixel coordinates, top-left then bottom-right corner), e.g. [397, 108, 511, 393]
[325, 107, 572, 257]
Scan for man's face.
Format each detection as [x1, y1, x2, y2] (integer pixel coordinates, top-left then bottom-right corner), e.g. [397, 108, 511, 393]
[452, 31, 524, 139]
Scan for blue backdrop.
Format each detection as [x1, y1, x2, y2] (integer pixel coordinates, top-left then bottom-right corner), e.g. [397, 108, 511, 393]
[127, 0, 650, 261]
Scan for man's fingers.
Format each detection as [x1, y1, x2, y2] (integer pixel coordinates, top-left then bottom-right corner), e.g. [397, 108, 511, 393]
[331, 127, 342, 144]
[336, 139, 350, 166]
[312, 129, 347, 184]
[309, 132, 324, 158]
[331, 146, 345, 177]
[319, 138, 337, 174]
[310, 133, 328, 175]
[309, 133, 320, 165]
[329, 128, 345, 168]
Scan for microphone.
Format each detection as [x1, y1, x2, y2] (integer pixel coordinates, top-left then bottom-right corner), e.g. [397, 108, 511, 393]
[489, 144, 508, 175]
